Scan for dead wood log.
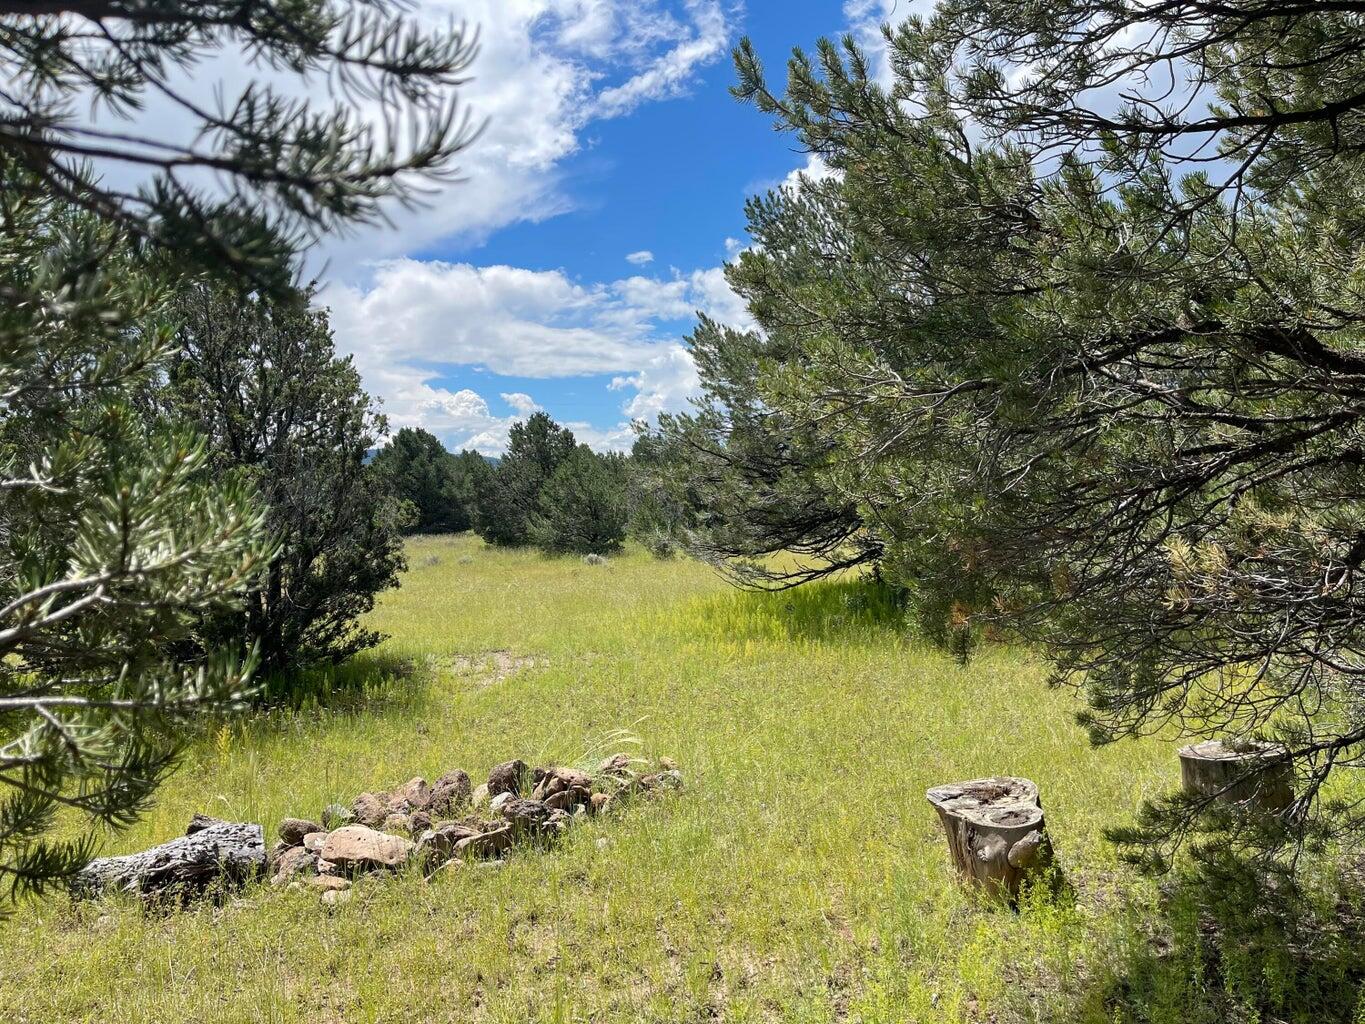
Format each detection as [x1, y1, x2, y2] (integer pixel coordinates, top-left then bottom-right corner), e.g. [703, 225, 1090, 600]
[926, 776, 1054, 900]
[72, 821, 266, 901]
[1178, 740, 1293, 812]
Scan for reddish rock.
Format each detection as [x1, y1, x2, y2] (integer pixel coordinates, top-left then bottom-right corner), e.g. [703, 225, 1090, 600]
[488, 759, 528, 797]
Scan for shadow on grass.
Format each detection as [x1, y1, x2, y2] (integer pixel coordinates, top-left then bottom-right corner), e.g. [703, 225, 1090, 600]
[685, 576, 910, 646]
[252, 648, 426, 714]
[1077, 858, 1365, 1024]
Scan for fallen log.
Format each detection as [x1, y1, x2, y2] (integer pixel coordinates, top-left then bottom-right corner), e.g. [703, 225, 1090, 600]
[72, 821, 266, 901]
[1178, 740, 1293, 812]
[926, 776, 1054, 900]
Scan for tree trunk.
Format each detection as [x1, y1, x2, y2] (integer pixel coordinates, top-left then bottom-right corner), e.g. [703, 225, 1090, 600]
[72, 821, 266, 902]
[926, 776, 1054, 900]
[1178, 740, 1293, 812]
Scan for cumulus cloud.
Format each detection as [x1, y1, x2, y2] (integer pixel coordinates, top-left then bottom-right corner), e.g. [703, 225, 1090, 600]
[62, 1, 737, 281]
[626, 250, 656, 265]
[326, 257, 752, 452]
[501, 392, 542, 415]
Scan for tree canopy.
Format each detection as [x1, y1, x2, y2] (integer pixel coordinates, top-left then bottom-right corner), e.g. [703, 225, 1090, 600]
[166, 282, 407, 677]
[678, 3, 1365, 863]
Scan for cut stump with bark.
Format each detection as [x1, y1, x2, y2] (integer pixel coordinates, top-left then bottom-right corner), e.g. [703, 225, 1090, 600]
[72, 821, 266, 902]
[1178, 740, 1293, 812]
[926, 776, 1054, 900]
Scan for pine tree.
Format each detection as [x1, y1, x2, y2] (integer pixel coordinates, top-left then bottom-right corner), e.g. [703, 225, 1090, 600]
[165, 282, 408, 678]
[373, 428, 470, 534]
[532, 447, 628, 556]
[0, 166, 272, 900]
[475, 413, 576, 548]
[709, 4, 1365, 862]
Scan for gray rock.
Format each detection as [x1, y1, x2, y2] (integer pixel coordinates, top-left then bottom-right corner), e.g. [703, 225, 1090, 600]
[351, 792, 389, 828]
[270, 845, 317, 886]
[322, 804, 355, 830]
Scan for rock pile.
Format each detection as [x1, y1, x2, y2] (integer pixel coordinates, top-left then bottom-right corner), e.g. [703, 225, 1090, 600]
[76, 753, 682, 907]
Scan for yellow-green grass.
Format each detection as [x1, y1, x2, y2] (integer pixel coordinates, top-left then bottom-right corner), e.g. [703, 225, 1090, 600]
[0, 535, 1312, 1022]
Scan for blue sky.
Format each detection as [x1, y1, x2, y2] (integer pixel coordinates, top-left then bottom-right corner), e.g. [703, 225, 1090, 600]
[319, 0, 904, 454]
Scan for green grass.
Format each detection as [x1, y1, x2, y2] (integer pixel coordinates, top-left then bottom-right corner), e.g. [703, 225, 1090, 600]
[0, 535, 1357, 1022]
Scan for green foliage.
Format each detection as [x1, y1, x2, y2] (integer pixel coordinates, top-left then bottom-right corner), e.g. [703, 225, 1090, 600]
[6, 539, 1357, 1022]
[474, 412, 577, 548]
[695, 3, 1365, 862]
[639, 319, 878, 584]
[0, 166, 271, 901]
[531, 446, 628, 555]
[165, 282, 407, 680]
[372, 428, 472, 534]
[0, 0, 479, 286]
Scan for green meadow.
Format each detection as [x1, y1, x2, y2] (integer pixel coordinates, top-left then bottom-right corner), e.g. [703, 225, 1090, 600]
[0, 535, 1351, 1023]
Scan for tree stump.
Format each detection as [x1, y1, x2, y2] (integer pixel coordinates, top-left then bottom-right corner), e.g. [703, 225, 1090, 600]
[926, 776, 1053, 900]
[1178, 740, 1293, 812]
[72, 821, 266, 901]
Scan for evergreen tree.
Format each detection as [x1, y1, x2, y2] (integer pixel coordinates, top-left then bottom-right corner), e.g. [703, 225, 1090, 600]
[643, 317, 880, 584]
[710, 4, 1365, 862]
[0, 166, 271, 900]
[533, 447, 628, 556]
[0, 0, 479, 900]
[475, 413, 576, 548]
[166, 282, 408, 678]
[373, 428, 470, 534]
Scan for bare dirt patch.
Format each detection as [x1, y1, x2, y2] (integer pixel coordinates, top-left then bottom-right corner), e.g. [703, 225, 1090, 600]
[427, 650, 541, 688]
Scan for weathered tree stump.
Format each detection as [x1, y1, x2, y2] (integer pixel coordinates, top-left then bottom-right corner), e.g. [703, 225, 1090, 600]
[1178, 740, 1293, 812]
[72, 821, 266, 901]
[926, 776, 1054, 900]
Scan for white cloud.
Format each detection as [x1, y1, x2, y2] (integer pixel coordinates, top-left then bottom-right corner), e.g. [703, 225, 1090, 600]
[626, 250, 656, 265]
[326, 257, 753, 453]
[501, 392, 542, 415]
[589, 0, 731, 119]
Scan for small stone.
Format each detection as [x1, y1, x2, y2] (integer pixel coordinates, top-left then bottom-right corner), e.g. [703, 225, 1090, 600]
[268, 839, 292, 863]
[455, 825, 513, 859]
[317, 859, 339, 876]
[186, 813, 228, 836]
[321, 888, 351, 908]
[598, 753, 634, 775]
[381, 812, 412, 835]
[471, 783, 490, 809]
[500, 798, 554, 837]
[415, 823, 483, 864]
[408, 810, 432, 836]
[590, 793, 611, 814]
[653, 769, 684, 791]
[488, 759, 528, 797]
[303, 832, 328, 854]
[351, 793, 388, 828]
[391, 777, 431, 812]
[278, 818, 322, 846]
[429, 770, 472, 815]
[322, 804, 355, 830]
[270, 845, 317, 886]
[321, 825, 414, 874]
[308, 874, 351, 892]
[489, 792, 514, 814]
[659, 757, 678, 771]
